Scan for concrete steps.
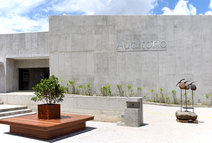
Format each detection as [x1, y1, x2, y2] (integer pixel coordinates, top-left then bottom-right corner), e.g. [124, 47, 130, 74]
[0, 112, 36, 120]
[0, 104, 35, 119]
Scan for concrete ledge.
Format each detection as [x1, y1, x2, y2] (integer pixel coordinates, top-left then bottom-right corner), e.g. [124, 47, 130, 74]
[62, 94, 128, 122]
[0, 92, 130, 122]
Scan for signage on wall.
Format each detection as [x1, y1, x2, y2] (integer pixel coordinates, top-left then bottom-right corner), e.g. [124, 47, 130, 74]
[117, 40, 167, 52]
[117, 30, 167, 52]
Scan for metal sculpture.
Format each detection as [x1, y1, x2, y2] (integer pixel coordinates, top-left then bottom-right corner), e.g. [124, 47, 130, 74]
[175, 79, 198, 123]
[176, 79, 196, 112]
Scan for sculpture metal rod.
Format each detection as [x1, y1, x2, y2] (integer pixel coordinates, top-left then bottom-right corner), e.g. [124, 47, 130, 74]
[185, 90, 188, 112]
[180, 89, 182, 112]
[192, 90, 194, 112]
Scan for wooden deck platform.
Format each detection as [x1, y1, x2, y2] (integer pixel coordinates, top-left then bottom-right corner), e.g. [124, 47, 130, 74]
[0, 113, 94, 140]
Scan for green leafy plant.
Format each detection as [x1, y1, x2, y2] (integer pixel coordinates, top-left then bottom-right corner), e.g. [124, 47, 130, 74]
[158, 94, 162, 102]
[86, 83, 92, 96]
[127, 84, 132, 91]
[159, 88, 165, 103]
[117, 84, 124, 96]
[205, 94, 209, 103]
[137, 87, 142, 97]
[155, 93, 159, 102]
[31, 75, 66, 104]
[77, 84, 86, 95]
[68, 80, 76, 94]
[59, 79, 69, 93]
[150, 89, 155, 102]
[165, 95, 170, 103]
[101, 85, 112, 96]
[210, 94, 212, 105]
[187, 99, 191, 105]
[205, 93, 212, 106]
[59, 79, 65, 84]
[125, 84, 135, 97]
[172, 90, 177, 104]
[137, 87, 142, 91]
[75, 83, 92, 96]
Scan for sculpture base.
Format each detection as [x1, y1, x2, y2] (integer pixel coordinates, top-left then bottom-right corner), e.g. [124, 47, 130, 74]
[176, 119, 198, 124]
[175, 110, 197, 120]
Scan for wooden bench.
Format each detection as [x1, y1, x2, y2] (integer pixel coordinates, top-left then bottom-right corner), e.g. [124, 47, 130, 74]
[0, 113, 94, 140]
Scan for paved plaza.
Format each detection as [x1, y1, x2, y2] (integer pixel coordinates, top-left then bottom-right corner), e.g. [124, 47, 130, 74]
[0, 104, 212, 143]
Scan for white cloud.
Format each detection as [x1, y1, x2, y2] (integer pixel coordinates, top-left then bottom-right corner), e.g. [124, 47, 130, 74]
[205, 11, 212, 15]
[0, 0, 158, 34]
[0, 15, 48, 34]
[0, 0, 48, 34]
[162, 0, 196, 15]
[51, 0, 158, 15]
[210, 0, 212, 9]
[204, 0, 212, 15]
[0, 0, 46, 15]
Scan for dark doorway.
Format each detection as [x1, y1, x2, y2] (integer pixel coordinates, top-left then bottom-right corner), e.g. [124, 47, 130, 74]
[19, 68, 49, 90]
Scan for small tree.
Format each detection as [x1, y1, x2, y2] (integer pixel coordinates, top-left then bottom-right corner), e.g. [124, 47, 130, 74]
[31, 75, 66, 104]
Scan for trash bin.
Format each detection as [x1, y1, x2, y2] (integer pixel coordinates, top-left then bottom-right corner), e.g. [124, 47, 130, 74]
[124, 97, 143, 127]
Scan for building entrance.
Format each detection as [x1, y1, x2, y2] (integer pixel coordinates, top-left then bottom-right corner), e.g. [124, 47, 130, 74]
[19, 68, 49, 90]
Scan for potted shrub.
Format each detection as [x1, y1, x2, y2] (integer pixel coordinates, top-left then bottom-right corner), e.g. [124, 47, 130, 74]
[31, 75, 66, 119]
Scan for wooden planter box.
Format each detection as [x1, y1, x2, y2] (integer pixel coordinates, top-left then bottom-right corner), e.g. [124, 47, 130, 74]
[38, 104, 60, 119]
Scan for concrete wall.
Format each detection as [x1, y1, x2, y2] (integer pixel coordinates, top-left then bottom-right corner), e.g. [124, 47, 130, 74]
[49, 15, 212, 103]
[0, 16, 212, 103]
[0, 93, 127, 122]
[0, 32, 49, 92]
[6, 59, 18, 92]
[0, 64, 6, 92]
[0, 32, 49, 58]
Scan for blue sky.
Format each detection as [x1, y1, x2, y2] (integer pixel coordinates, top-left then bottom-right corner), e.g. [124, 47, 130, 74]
[0, 0, 211, 34]
[154, 0, 211, 15]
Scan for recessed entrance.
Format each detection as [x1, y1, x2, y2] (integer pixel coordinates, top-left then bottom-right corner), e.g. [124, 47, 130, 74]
[19, 68, 49, 90]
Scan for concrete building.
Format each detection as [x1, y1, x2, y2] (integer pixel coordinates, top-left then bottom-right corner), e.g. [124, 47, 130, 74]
[0, 15, 212, 103]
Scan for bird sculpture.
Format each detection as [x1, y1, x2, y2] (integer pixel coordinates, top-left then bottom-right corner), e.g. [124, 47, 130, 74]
[187, 82, 197, 91]
[176, 78, 185, 87]
[176, 79, 189, 90]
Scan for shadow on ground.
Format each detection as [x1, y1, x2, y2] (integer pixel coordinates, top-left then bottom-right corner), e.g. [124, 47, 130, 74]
[141, 123, 149, 127]
[5, 127, 96, 143]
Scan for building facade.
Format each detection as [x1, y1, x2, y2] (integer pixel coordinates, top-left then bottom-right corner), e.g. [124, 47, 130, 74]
[0, 15, 212, 103]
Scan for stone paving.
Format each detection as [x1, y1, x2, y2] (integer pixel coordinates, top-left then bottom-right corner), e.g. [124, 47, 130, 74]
[0, 104, 212, 143]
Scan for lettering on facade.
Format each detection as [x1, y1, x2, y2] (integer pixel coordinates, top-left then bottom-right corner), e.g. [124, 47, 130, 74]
[117, 40, 167, 52]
